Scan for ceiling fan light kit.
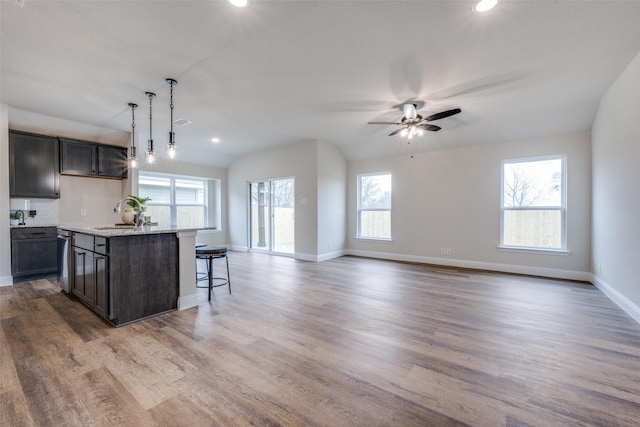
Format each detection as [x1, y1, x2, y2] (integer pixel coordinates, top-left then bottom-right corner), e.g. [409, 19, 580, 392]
[368, 103, 461, 138]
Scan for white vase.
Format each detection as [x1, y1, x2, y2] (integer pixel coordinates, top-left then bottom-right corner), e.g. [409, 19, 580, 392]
[121, 206, 135, 225]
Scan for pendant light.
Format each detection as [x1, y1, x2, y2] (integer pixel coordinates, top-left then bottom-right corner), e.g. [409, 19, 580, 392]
[128, 102, 138, 168]
[166, 78, 178, 159]
[145, 91, 156, 164]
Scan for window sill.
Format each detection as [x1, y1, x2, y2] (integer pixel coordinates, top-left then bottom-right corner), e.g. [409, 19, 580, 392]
[198, 228, 223, 234]
[498, 245, 570, 255]
[355, 237, 393, 243]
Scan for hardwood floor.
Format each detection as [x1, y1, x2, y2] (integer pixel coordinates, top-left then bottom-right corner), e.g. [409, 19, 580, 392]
[2, 252, 640, 426]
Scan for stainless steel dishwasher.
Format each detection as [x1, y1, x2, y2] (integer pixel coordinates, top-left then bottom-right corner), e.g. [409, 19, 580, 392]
[57, 228, 71, 292]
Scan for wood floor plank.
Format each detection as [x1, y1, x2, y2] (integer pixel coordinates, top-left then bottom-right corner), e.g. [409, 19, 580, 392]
[0, 322, 22, 394]
[3, 253, 640, 426]
[14, 354, 94, 426]
[81, 366, 159, 427]
[149, 394, 218, 427]
[0, 389, 37, 427]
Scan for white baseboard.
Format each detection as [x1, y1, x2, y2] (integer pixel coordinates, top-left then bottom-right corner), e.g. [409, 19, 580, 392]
[318, 250, 346, 262]
[592, 275, 640, 324]
[294, 252, 317, 262]
[177, 293, 199, 311]
[346, 249, 591, 282]
[0, 276, 13, 287]
[230, 245, 248, 252]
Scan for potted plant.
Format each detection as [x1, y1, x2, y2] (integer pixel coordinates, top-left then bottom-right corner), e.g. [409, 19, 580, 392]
[124, 194, 151, 224]
[9, 211, 21, 226]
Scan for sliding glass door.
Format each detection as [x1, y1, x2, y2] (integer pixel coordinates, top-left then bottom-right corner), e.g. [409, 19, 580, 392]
[250, 178, 294, 255]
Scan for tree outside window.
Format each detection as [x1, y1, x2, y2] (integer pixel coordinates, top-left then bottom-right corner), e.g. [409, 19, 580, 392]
[501, 157, 565, 249]
[358, 173, 391, 239]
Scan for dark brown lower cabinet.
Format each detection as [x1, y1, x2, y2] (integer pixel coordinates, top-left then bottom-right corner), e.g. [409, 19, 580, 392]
[71, 232, 177, 326]
[11, 227, 59, 278]
[72, 246, 108, 318]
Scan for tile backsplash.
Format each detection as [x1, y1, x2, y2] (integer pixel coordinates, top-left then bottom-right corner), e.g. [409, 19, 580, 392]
[10, 198, 59, 226]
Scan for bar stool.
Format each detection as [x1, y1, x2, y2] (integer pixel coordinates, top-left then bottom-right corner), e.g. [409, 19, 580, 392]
[195, 242, 208, 281]
[196, 245, 231, 301]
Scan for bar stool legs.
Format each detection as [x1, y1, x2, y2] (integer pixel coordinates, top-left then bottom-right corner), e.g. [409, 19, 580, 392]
[205, 255, 231, 300]
[196, 246, 231, 301]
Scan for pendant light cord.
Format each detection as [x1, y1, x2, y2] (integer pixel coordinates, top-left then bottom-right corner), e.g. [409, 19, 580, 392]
[131, 105, 136, 148]
[149, 94, 153, 143]
[170, 84, 174, 136]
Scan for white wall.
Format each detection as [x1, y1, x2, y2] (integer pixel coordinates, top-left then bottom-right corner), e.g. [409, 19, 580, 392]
[0, 105, 12, 284]
[347, 132, 592, 280]
[227, 141, 319, 258]
[592, 49, 640, 321]
[317, 141, 347, 260]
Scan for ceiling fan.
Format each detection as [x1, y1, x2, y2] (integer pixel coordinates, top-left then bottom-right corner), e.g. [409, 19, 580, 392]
[368, 103, 461, 139]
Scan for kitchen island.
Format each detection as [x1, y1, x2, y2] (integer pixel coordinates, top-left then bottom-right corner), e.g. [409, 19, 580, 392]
[59, 225, 215, 326]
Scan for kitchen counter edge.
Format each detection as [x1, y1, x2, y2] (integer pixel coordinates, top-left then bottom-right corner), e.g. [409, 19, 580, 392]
[58, 225, 217, 237]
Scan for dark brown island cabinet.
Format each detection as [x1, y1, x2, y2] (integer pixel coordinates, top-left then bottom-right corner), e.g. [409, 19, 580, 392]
[70, 232, 178, 326]
[9, 130, 60, 198]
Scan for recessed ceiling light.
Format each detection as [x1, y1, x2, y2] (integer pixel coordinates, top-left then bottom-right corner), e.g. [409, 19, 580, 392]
[211, 137, 221, 143]
[228, 0, 249, 8]
[473, 0, 498, 13]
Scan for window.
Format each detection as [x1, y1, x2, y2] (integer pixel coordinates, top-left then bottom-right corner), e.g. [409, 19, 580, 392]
[139, 172, 208, 228]
[357, 172, 391, 240]
[501, 156, 566, 250]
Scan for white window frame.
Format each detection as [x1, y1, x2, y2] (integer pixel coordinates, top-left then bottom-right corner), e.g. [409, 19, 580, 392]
[357, 172, 392, 241]
[139, 172, 208, 228]
[499, 155, 567, 252]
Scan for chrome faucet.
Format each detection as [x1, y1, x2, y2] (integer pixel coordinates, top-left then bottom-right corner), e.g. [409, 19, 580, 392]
[16, 210, 26, 226]
[113, 197, 145, 227]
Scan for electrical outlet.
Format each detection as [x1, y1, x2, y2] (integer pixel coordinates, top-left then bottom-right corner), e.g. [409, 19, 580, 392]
[440, 248, 446, 255]
[80, 209, 87, 217]
[446, 248, 452, 256]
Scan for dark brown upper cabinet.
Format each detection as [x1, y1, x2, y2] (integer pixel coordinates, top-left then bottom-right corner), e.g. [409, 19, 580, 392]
[9, 130, 60, 199]
[59, 137, 128, 179]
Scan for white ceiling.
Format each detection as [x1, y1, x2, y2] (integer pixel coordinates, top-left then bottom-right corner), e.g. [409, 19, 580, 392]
[2, 0, 640, 167]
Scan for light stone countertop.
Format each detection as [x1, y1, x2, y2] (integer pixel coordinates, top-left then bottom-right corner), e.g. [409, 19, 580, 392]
[58, 224, 217, 238]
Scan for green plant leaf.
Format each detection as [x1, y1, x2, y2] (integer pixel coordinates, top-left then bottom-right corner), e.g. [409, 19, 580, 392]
[126, 194, 151, 212]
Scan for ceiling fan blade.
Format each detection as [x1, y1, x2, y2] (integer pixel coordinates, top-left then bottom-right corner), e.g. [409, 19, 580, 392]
[419, 124, 441, 132]
[368, 121, 403, 125]
[388, 128, 406, 136]
[425, 108, 462, 122]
